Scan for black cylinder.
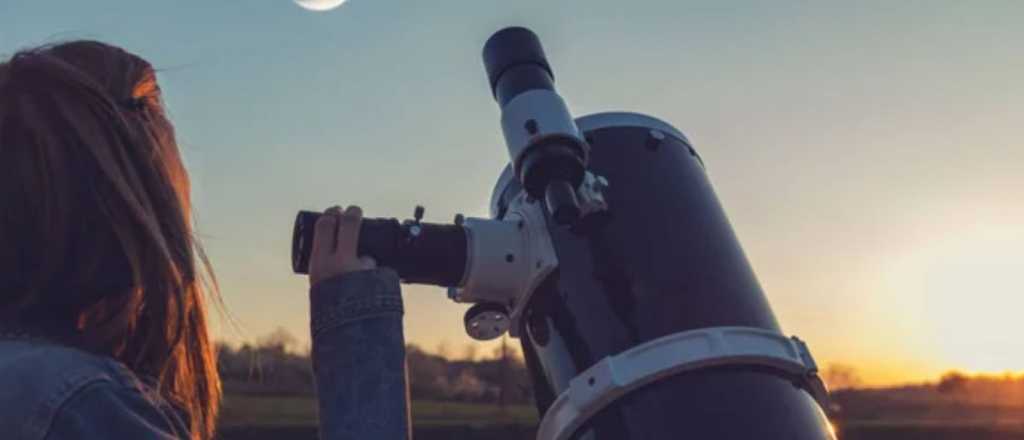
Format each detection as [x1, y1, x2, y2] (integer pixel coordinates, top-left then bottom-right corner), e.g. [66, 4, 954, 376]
[292, 211, 467, 287]
[483, 27, 556, 106]
[493, 114, 833, 439]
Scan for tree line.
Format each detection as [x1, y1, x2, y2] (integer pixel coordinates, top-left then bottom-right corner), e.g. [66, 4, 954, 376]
[217, 328, 534, 406]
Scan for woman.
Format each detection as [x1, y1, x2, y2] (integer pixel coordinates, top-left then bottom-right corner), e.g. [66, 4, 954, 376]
[0, 41, 410, 439]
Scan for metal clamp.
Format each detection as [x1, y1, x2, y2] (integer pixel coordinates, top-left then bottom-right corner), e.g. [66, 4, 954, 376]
[448, 193, 559, 340]
[575, 171, 610, 218]
[536, 326, 831, 440]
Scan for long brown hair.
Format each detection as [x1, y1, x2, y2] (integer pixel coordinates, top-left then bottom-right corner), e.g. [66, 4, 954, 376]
[0, 41, 220, 439]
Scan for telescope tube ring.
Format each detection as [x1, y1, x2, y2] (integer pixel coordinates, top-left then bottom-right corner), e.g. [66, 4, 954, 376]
[536, 326, 831, 440]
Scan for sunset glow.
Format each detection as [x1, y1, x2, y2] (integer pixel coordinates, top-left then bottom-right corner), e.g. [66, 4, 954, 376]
[918, 227, 1024, 372]
[6, 1, 1019, 388]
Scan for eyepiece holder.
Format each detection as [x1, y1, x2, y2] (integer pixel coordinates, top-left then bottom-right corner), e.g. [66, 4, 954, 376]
[484, 27, 589, 226]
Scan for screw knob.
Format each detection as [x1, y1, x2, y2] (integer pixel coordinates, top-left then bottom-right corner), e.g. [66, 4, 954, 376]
[464, 303, 511, 341]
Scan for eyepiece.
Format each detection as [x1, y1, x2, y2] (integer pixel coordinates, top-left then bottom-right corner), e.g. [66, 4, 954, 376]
[483, 27, 555, 105]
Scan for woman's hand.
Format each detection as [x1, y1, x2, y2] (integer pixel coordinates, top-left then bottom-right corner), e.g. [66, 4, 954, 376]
[309, 205, 377, 286]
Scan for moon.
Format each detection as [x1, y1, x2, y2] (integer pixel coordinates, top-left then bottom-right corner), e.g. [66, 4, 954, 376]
[293, 0, 348, 12]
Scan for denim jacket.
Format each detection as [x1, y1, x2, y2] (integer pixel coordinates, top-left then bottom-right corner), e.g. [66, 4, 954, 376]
[309, 268, 411, 440]
[0, 268, 411, 439]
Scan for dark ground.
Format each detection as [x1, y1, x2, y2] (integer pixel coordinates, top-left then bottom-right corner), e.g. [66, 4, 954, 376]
[217, 392, 1024, 439]
[219, 425, 535, 440]
[843, 425, 1024, 440]
[219, 425, 1024, 440]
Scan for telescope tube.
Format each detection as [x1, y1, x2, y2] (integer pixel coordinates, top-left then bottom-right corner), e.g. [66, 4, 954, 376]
[485, 27, 834, 440]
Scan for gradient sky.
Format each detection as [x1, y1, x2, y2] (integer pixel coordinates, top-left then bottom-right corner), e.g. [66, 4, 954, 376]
[3, 0, 1021, 385]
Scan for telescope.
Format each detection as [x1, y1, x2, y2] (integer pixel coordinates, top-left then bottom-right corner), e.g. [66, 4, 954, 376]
[292, 27, 835, 440]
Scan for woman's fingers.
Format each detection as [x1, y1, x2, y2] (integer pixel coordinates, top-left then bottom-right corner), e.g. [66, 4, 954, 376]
[324, 205, 344, 252]
[335, 206, 362, 260]
[309, 205, 368, 286]
[309, 205, 343, 285]
[312, 206, 341, 260]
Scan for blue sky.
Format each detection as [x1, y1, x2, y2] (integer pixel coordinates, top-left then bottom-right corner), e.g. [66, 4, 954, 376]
[3, 0, 1022, 384]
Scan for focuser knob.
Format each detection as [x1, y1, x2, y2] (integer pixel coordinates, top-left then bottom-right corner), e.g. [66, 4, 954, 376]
[464, 302, 511, 341]
[407, 205, 426, 239]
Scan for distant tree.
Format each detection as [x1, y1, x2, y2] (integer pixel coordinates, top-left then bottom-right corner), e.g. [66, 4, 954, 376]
[823, 363, 863, 391]
[498, 336, 509, 408]
[216, 336, 538, 404]
[259, 326, 299, 354]
[449, 369, 487, 399]
[407, 344, 451, 399]
[937, 371, 969, 396]
[216, 329, 315, 394]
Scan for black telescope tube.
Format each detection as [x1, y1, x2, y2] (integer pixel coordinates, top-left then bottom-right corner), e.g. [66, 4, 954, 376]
[292, 211, 467, 287]
[483, 27, 556, 106]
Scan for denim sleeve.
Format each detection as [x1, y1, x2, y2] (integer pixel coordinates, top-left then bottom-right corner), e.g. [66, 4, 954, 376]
[309, 268, 411, 440]
[43, 379, 187, 440]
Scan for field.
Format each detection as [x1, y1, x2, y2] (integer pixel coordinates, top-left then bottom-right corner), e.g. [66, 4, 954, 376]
[217, 393, 1024, 440]
[840, 423, 1024, 440]
[219, 394, 536, 429]
[218, 394, 537, 440]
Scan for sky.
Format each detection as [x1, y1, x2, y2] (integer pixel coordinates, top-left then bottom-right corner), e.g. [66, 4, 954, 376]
[2, 0, 1021, 386]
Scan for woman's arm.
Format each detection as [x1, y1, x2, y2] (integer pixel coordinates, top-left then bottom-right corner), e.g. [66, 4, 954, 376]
[307, 206, 412, 440]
